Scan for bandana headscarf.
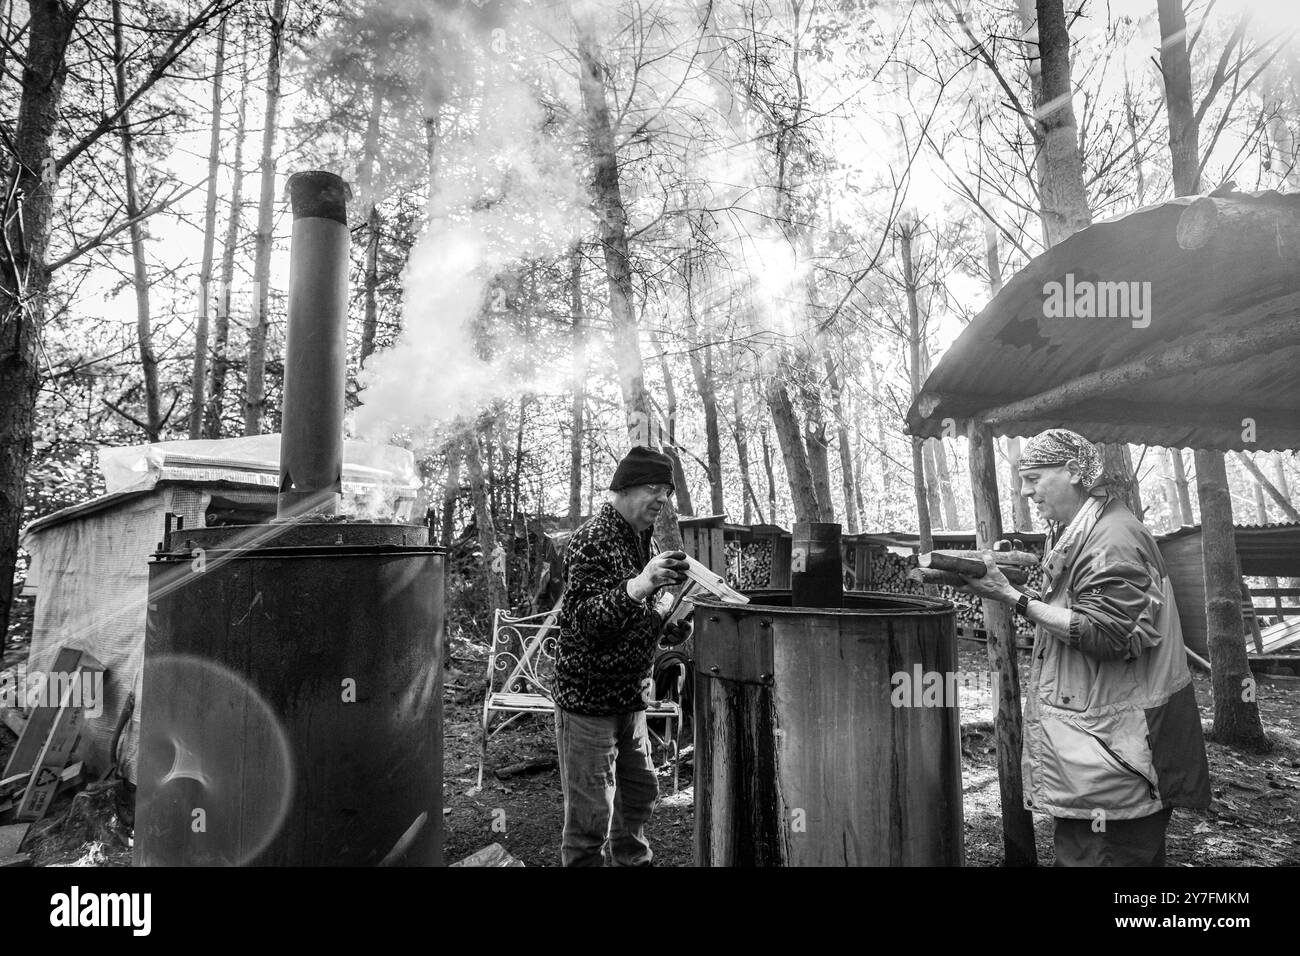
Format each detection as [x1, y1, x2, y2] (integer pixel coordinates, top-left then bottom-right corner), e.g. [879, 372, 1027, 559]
[1018, 428, 1104, 490]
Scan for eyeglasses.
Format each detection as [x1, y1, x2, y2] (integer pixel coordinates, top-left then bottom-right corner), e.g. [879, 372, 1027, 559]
[642, 483, 674, 497]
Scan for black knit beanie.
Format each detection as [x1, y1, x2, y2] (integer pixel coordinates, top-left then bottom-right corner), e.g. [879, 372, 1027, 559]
[609, 446, 674, 491]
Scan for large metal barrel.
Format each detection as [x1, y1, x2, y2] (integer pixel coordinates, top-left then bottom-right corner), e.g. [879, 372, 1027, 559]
[692, 590, 962, 866]
[135, 522, 444, 866]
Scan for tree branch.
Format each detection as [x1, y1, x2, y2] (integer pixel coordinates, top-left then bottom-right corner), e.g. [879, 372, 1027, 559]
[46, 180, 205, 273]
[56, 0, 232, 174]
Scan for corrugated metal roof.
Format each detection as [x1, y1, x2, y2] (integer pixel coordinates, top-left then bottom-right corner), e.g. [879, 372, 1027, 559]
[1156, 519, 1300, 541]
[905, 190, 1300, 451]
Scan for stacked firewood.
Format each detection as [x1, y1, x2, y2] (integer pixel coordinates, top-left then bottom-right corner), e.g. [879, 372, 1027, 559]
[869, 546, 1045, 638]
[725, 540, 774, 590]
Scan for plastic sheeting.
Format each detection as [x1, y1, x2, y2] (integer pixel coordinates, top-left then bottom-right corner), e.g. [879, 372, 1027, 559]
[20, 485, 215, 781]
[99, 434, 418, 520]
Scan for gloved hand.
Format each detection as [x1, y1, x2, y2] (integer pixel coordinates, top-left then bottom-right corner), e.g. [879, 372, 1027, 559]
[660, 617, 693, 647]
[627, 550, 689, 601]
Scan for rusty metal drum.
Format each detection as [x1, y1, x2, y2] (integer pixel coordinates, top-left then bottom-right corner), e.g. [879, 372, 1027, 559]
[692, 589, 962, 866]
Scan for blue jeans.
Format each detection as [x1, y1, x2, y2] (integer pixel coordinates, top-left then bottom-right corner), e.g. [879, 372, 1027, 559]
[554, 706, 658, 867]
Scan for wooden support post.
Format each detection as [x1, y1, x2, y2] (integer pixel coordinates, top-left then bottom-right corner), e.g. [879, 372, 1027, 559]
[1195, 450, 1270, 750]
[967, 421, 1037, 866]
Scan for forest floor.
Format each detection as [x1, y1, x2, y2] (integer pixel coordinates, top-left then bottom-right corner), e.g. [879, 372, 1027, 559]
[444, 638, 1300, 867]
[4, 598, 1299, 867]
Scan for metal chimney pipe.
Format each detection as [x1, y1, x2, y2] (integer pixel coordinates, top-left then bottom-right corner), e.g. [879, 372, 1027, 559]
[278, 170, 352, 518]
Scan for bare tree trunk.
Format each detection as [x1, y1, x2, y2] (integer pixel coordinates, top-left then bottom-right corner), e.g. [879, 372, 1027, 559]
[1236, 451, 1300, 522]
[113, 0, 162, 440]
[826, 358, 859, 533]
[1158, 0, 1268, 750]
[1157, 0, 1201, 196]
[1273, 452, 1293, 502]
[440, 442, 460, 549]
[799, 362, 835, 523]
[0, 0, 12, 86]
[911, 439, 934, 552]
[685, 329, 725, 516]
[573, 11, 680, 548]
[1268, 452, 1289, 504]
[1252, 471, 1269, 523]
[1171, 449, 1194, 523]
[761, 425, 778, 526]
[766, 374, 819, 525]
[464, 426, 507, 615]
[1161, 448, 1185, 529]
[358, 81, 383, 367]
[732, 382, 762, 525]
[1006, 437, 1033, 532]
[204, 58, 247, 439]
[1101, 443, 1144, 519]
[568, 247, 586, 526]
[933, 438, 959, 529]
[191, 16, 226, 438]
[650, 331, 694, 516]
[867, 354, 890, 507]
[1029, 0, 1092, 244]
[0, 0, 76, 642]
[901, 220, 933, 550]
[986, 218, 1032, 532]
[922, 440, 944, 532]
[1124, 72, 1147, 205]
[244, 0, 286, 436]
[851, 392, 867, 525]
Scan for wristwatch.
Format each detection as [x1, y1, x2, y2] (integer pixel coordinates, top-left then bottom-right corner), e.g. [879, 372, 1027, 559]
[1014, 592, 1032, 617]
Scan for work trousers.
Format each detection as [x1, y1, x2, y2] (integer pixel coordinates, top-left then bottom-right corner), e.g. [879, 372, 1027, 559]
[554, 706, 658, 867]
[1053, 807, 1175, 866]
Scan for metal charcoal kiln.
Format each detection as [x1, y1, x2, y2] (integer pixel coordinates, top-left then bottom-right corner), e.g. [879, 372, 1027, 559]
[133, 171, 444, 866]
[693, 522, 963, 866]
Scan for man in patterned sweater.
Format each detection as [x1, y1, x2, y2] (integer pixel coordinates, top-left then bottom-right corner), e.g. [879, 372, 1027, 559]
[554, 445, 691, 866]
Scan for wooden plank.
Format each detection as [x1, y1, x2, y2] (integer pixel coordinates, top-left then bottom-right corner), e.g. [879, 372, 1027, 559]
[0, 772, 30, 800]
[16, 675, 88, 822]
[1, 647, 81, 778]
[1259, 617, 1300, 654]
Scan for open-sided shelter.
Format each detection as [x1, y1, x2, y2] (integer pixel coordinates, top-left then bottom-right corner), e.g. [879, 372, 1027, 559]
[905, 189, 1300, 865]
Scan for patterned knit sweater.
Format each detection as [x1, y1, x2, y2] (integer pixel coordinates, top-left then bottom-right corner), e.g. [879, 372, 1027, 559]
[554, 503, 664, 715]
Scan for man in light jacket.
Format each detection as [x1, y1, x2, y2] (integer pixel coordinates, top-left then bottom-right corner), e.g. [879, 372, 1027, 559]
[960, 428, 1211, 866]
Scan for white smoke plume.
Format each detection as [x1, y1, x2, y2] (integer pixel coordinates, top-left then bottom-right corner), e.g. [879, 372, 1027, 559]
[351, 2, 590, 442]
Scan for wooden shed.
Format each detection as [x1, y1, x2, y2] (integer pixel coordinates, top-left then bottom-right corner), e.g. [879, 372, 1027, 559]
[1157, 521, 1300, 658]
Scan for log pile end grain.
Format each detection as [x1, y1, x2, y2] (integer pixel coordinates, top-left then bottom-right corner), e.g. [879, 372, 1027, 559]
[726, 539, 774, 591]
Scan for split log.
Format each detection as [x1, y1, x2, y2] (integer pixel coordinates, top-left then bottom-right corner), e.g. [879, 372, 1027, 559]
[909, 568, 1028, 588]
[918, 550, 1038, 576]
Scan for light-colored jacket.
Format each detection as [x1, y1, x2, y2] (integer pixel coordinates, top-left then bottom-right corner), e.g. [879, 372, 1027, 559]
[1023, 497, 1212, 820]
